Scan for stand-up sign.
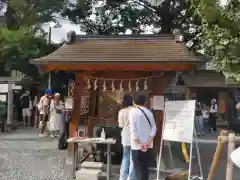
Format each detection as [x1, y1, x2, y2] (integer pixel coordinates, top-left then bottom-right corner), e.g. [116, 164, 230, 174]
[163, 100, 195, 143]
[156, 100, 203, 180]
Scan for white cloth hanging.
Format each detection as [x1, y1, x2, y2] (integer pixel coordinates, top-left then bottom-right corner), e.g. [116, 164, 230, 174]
[49, 100, 63, 132]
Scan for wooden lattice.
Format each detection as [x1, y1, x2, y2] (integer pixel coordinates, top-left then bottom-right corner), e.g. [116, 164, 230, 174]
[80, 88, 91, 115]
[68, 79, 91, 115]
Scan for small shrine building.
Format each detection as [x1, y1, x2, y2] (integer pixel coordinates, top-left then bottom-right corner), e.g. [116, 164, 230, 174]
[30, 32, 205, 154]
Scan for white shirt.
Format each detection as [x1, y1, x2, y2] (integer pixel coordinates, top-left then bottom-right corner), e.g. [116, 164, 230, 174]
[39, 96, 49, 115]
[118, 107, 133, 146]
[210, 104, 218, 113]
[129, 106, 156, 150]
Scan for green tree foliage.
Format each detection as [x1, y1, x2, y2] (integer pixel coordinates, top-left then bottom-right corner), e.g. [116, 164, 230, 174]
[0, 28, 58, 76]
[5, 0, 66, 29]
[0, 0, 65, 76]
[189, 0, 240, 81]
[62, 0, 200, 50]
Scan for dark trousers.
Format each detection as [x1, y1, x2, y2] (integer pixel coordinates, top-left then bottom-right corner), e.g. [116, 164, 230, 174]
[131, 150, 150, 180]
[209, 114, 217, 132]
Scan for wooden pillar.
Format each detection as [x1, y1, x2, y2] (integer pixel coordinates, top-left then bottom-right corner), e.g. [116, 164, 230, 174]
[152, 75, 168, 154]
[87, 85, 98, 137]
[68, 74, 85, 152]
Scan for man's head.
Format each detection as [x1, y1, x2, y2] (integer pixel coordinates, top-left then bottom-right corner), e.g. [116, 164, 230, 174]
[44, 88, 52, 97]
[133, 94, 146, 106]
[122, 94, 133, 108]
[25, 90, 30, 95]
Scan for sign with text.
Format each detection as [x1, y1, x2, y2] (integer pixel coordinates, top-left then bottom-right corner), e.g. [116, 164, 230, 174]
[152, 95, 164, 110]
[162, 100, 196, 143]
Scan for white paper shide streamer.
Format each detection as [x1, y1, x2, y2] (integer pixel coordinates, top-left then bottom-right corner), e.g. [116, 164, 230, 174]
[120, 80, 124, 92]
[111, 80, 115, 91]
[94, 78, 98, 91]
[144, 78, 148, 90]
[103, 80, 107, 91]
[87, 78, 91, 89]
[136, 79, 139, 91]
[128, 80, 132, 92]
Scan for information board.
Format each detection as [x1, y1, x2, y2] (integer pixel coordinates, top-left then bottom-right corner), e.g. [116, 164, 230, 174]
[162, 100, 195, 143]
[152, 95, 164, 110]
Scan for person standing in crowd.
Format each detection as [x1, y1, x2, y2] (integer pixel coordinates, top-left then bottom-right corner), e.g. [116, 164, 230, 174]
[20, 90, 32, 127]
[129, 94, 156, 180]
[33, 95, 40, 128]
[38, 89, 52, 137]
[118, 94, 135, 180]
[195, 102, 204, 136]
[49, 93, 63, 137]
[209, 99, 218, 132]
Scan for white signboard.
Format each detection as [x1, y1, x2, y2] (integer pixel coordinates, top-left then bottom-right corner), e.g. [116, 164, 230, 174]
[152, 95, 164, 110]
[0, 94, 6, 102]
[0, 84, 8, 93]
[162, 100, 195, 143]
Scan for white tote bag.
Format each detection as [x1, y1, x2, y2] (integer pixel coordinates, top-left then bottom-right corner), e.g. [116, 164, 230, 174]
[230, 146, 240, 168]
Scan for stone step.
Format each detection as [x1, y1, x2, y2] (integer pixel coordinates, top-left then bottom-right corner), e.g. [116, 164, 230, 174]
[76, 169, 101, 180]
[81, 161, 104, 170]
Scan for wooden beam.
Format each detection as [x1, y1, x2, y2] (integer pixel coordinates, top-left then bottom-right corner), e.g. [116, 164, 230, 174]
[41, 63, 192, 72]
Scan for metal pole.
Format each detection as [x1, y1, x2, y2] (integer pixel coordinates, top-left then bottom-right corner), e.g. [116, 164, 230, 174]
[188, 139, 193, 180]
[48, 73, 51, 89]
[156, 108, 167, 180]
[48, 26, 52, 89]
[7, 83, 13, 125]
[194, 128, 203, 179]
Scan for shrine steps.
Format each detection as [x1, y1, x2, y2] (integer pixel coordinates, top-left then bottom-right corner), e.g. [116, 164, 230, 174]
[81, 161, 104, 170]
[76, 169, 101, 180]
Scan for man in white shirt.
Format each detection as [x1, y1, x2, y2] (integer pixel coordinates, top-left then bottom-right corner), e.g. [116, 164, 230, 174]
[38, 89, 51, 137]
[129, 94, 156, 180]
[209, 99, 218, 132]
[20, 91, 32, 127]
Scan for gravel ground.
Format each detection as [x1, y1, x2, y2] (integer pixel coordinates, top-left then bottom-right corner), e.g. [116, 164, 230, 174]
[0, 128, 165, 180]
[0, 128, 72, 180]
[1, 127, 237, 180]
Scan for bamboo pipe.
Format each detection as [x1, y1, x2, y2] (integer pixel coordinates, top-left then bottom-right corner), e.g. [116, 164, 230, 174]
[207, 131, 228, 180]
[226, 133, 235, 180]
[181, 142, 189, 163]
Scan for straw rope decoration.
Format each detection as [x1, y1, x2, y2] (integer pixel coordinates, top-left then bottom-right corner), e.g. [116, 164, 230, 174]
[68, 73, 164, 121]
[80, 73, 164, 92]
